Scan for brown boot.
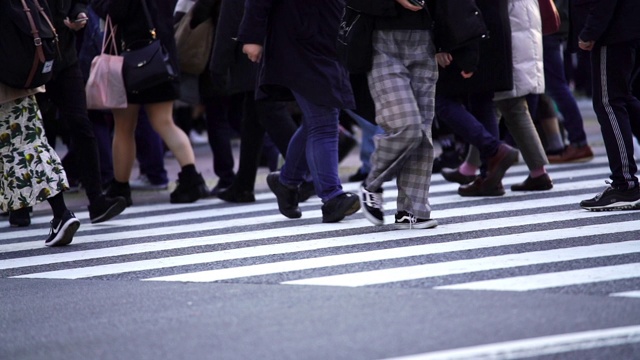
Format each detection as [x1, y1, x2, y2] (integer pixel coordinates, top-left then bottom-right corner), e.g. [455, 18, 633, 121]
[458, 177, 505, 197]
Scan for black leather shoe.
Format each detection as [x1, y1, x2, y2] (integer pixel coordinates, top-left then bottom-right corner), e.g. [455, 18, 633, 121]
[458, 177, 505, 197]
[267, 172, 301, 219]
[511, 174, 553, 191]
[217, 187, 256, 203]
[321, 192, 360, 223]
[441, 168, 475, 185]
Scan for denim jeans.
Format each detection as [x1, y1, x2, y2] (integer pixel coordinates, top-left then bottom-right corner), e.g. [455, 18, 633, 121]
[280, 91, 344, 202]
[344, 109, 383, 174]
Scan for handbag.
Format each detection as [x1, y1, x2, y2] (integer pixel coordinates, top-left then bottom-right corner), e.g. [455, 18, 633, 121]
[85, 16, 127, 109]
[174, 4, 214, 75]
[336, 6, 374, 74]
[538, 0, 561, 35]
[122, 0, 177, 93]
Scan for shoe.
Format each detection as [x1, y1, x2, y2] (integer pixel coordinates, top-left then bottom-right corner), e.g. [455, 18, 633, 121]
[321, 192, 360, 223]
[299, 181, 315, 203]
[433, 148, 465, 173]
[580, 184, 640, 211]
[348, 170, 369, 183]
[45, 210, 80, 247]
[217, 187, 255, 203]
[484, 144, 519, 188]
[171, 172, 209, 203]
[189, 130, 209, 146]
[360, 184, 384, 225]
[9, 207, 31, 227]
[511, 174, 553, 191]
[458, 177, 505, 197]
[209, 179, 233, 197]
[105, 180, 133, 207]
[130, 174, 169, 191]
[394, 211, 438, 229]
[441, 168, 475, 185]
[89, 195, 127, 224]
[548, 144, 594, 163]
[267, 172, 301, 219]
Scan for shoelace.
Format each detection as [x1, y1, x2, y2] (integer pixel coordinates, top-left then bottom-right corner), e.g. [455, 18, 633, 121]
[364, 190, 383, 210]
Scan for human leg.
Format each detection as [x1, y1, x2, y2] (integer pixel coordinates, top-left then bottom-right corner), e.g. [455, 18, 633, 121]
[203, 94, 236, 194]
[133, 109, 169, 188]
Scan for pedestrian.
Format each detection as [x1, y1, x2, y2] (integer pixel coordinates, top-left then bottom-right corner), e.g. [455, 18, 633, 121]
[571, 0, 640, 211]
[25, 0, 128, 226]
[0, 83, 80, 246]
[92, 0, 210, 205]
[436, 0, 520, 196]
[353, 0, 438, 229]
[237, 0, 361, 223]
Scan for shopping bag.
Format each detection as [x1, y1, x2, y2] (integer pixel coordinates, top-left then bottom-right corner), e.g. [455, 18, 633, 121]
[85, 16, 127, 109]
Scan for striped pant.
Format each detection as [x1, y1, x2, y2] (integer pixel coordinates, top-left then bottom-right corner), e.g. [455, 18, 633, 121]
[366, 30, 438, 219]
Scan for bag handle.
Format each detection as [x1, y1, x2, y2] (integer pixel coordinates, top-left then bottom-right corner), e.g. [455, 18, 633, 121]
[139, 0, 157, 39]
[101, 16, 119, 55]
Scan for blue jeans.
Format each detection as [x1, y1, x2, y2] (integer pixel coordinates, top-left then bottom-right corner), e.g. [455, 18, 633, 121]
[344, 109, 383, 174]
[280, 91, 344, 202]
[543, 34, 587, 145]
[436, 92, 500, 175]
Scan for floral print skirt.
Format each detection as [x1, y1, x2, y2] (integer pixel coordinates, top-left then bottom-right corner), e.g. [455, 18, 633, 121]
[0, 96, 68, 212]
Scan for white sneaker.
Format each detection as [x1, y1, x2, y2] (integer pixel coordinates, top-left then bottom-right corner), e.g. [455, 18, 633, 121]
[190, 130, 209, 146]
[130, 174, 168, 191]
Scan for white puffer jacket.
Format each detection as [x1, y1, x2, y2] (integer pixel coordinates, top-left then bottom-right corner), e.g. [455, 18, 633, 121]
[494, 0, 545, 101]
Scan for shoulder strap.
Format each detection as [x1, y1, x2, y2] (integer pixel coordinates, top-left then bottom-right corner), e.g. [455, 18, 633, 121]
[140, 0, 157, 39]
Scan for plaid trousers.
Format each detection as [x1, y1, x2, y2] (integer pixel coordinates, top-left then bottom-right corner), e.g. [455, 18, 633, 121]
[366, 30, 438, 219]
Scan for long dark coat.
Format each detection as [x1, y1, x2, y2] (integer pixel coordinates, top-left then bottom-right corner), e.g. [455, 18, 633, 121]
[237, 0, 354, 109]
[436, 0, 513, 97]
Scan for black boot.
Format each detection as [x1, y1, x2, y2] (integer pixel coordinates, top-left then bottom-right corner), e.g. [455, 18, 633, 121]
[105, 180, 132, 207]
[170, 171, 209, 203]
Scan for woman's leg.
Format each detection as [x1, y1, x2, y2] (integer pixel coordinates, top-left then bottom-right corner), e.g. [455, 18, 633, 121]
[143, 101, 195, 167]
[111, 104, 141, 183]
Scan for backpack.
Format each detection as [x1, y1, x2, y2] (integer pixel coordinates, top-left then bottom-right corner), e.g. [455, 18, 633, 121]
[0, 0, 59, 89]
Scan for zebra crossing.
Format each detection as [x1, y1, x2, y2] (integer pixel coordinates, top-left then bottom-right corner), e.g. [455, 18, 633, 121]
[1, 154, 640, 298]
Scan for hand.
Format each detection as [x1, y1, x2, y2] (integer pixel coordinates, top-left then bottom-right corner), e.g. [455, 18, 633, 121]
[461, 71, 474, 79]
[63, 12, 88, 31]
[243, 44, 263, 63]
[396, 0, 423, 12]
[578, 38, 595, 51]
[436, 53, 452, 68]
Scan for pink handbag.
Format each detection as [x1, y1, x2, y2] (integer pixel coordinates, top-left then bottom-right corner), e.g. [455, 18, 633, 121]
[85, 16, 128, 110]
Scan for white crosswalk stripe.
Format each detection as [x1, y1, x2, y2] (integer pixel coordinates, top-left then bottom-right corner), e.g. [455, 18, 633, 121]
[1, 155, 639, 298]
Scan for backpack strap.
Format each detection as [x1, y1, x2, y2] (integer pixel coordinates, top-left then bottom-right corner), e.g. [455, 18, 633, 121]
[19, 0, 57, 88]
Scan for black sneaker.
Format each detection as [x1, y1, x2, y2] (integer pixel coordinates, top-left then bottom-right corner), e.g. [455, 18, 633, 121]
[299, 181, 316, 203]
[394, 211, 438, 229]
[105, 180, 133, 207]
[580, 184, 640, 211]
[89, 195, 127, 224]
[321, 192, 360, 223]
[266, 172, 301, 219]
[360, 184, 384, 225]
[171, 172, 209, 203]
[45, 210, 80, 247]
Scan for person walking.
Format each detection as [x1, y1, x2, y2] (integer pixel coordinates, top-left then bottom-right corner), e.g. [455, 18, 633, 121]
[1, 82, 80, 246]
[92, 0, 209, 206]
[572, 0, 640, 211]
[355, 0, 439, 229]
[29, 0, 127, 226]
[237, 0, 360, 223]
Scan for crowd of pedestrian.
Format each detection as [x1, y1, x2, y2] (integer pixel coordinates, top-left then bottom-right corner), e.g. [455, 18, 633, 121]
[2, 0, 639, 246]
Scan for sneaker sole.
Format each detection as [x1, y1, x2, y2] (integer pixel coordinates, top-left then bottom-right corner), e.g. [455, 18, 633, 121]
[45, 219, 80, 247]
[359, 186, 384, 226]
[394, 219, 438, 229]
[581, 200, 640, 212]
[90, 199, 127, 224]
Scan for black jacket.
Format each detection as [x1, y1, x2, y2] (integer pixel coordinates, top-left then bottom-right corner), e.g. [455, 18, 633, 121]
[346, 0, 433, 30]
[570, 0, 640, 50]
[47, 0, 89, 77]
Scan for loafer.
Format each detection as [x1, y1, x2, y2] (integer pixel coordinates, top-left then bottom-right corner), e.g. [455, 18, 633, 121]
[458, 177, 505, 197]
[484, 144, 519, 188]
[442, 168, 475, 185]
[511, 174, 553, 191]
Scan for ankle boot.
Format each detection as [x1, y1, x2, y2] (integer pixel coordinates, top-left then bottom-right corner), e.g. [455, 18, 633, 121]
[170, 171, 209, 203]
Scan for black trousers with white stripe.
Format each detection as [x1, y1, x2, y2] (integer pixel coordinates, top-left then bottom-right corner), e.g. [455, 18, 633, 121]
[590, 40, 640, 190]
